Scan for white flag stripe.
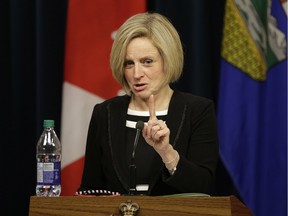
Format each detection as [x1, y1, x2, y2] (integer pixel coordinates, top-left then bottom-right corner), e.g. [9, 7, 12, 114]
[61, 81, 104, 168]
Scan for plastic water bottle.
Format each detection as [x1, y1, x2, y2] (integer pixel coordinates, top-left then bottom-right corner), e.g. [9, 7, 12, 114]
[36, 119, 61, 196]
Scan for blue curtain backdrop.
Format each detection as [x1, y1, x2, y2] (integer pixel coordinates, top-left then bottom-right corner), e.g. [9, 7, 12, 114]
[0, 1, 66, 215]
[218, 0, 287, 216]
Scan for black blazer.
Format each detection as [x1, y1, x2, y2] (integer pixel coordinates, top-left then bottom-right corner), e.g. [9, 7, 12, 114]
[78, 90, 219, 195]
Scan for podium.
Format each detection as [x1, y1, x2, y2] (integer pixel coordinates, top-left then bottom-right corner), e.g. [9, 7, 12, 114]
[29, 195, 252, 216]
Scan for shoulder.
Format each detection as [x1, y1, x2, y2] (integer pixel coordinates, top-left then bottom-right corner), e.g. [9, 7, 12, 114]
[92, 94, 130, 112]
[172, 89, 214, 108]
[170, 90, 217, 124]
[100, 94, 130, 105]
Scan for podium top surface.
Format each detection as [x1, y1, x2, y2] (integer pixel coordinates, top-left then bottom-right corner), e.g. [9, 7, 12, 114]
[29, 195, 252, 216]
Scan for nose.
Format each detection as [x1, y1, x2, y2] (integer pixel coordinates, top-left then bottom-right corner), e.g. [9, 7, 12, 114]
[134, 63, 144, 79]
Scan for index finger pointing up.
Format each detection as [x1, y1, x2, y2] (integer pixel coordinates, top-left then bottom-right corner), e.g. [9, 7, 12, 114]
[148, 95, 157, 120]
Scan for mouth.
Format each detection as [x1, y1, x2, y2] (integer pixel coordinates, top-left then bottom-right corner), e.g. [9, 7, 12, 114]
[133, 83, 147, 91]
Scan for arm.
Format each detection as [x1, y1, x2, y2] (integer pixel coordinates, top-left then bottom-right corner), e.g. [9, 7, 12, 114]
[77, 105, 106, 192]
[164, 100, 219, 195]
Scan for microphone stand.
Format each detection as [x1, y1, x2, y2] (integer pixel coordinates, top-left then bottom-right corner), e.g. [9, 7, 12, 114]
[129, 121, 144, 195]
[129, 159, 137, 195]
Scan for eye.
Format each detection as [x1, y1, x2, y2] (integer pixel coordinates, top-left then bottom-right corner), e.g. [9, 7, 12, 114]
[124, 60, 134, 69]
[142, 59, 153, 65]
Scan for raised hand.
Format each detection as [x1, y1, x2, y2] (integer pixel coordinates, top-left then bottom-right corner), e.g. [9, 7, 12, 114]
[142, 95, 170, 152]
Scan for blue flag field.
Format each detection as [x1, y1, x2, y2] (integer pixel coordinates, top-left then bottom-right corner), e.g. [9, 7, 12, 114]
[218, 0, 287, 215]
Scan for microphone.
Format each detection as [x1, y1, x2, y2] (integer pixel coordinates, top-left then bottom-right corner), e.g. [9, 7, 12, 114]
[129, 121, 144, 195]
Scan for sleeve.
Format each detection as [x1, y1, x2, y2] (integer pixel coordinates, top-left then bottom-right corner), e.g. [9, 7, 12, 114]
[76, 104, 106, 193]
[163, 99, 219, 195]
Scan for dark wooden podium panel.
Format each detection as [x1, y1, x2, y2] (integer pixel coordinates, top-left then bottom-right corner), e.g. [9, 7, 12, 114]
[29, 195, 252, 216]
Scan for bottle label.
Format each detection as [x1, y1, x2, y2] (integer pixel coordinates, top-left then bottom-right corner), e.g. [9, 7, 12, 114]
[37, 162, 61, 185]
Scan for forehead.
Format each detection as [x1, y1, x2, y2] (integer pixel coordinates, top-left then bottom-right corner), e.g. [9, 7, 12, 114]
[126, 37, 159, 57]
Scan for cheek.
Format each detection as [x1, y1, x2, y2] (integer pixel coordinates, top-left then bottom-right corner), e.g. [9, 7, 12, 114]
[124, 71, 133, 84]
[149, 69, 164, 80]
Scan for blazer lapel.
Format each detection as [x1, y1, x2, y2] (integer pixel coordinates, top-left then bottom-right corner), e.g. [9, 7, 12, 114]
[107, 96, 131, 191]
[166, 90, 187, 148]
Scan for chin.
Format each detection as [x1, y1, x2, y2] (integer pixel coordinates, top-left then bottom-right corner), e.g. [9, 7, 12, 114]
[134, 92, 150, 100]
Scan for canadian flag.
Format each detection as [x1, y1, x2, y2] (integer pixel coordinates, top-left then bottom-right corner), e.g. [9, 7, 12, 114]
[61, 0, 146, 195]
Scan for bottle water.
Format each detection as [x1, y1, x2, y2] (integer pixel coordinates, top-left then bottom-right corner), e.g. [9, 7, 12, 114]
[36, 119, 61, 196]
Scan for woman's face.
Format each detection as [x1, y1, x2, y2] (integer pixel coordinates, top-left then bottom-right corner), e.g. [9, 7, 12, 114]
[124, 37, 166, 100]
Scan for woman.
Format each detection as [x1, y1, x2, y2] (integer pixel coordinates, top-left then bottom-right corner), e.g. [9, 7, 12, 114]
[76, 12, 219, 196]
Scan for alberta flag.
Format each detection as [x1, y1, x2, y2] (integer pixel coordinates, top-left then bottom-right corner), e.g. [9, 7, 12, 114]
[61, 0, 146, 195]
[218, 0, 287, 216]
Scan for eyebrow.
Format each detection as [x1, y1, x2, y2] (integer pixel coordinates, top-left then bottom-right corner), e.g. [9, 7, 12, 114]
[125, 54, 157, 60]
